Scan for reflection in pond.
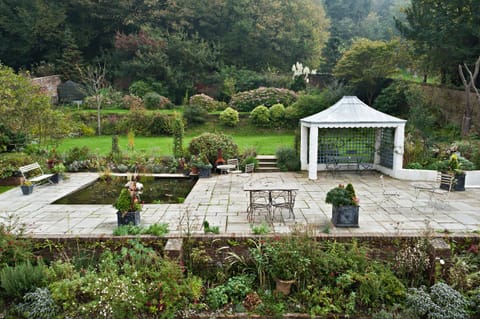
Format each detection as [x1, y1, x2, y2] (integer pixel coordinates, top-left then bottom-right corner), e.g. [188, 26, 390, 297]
[53, 175, 197, 204]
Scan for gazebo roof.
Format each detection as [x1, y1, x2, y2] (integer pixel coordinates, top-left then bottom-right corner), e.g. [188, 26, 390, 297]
[300, 96, 406, 128]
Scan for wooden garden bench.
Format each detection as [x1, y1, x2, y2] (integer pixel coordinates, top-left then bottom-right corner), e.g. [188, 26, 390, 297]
[19, 162, 54, 185]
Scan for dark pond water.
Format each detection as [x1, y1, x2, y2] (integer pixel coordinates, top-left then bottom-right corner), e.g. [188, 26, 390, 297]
[53, 175, 197, 205]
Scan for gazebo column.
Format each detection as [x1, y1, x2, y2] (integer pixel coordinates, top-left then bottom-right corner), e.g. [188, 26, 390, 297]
[308, 126, 318, 180]
[300, 124, 308, 170]
[392, 124, 405, 173]
[374, 129, 382, 165]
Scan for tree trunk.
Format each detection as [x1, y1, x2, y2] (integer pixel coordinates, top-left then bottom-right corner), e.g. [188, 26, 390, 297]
[97, 98, 102, 136]
[458, 56, 480, 136]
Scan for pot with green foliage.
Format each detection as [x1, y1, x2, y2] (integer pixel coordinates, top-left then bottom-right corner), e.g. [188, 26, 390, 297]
[113, 186, 142, 226]
[50, 163, 66, 184]
[326, 183, 359, 227]
[440, 154, 465, 191]
[257, 238, 311, 295]
[20, 180, 34, 195]
[191, 154, 212, 178]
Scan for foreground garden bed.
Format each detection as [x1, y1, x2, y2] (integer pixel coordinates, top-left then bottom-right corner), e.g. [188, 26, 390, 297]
[1, 233, 479, 318]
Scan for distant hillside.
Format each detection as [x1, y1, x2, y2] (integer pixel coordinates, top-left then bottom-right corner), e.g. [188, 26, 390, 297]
[419, 84, 479, 131]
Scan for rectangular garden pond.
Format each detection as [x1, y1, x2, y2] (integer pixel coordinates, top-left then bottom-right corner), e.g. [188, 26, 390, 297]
[53, 175, 197, 205]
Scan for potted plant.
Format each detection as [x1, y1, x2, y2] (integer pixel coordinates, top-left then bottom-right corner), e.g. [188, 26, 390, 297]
[325, 183, 360, 227]
[258, 238, 311, 295]
[440, 154, 465, 191]
[113, 183, 142, 226]
[50, 163, 66, 184]
[20, 180, 34, 195]
[191, 154, 212, 178]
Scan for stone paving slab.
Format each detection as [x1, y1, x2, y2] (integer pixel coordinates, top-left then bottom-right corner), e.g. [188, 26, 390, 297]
[0, 171, 479, 237]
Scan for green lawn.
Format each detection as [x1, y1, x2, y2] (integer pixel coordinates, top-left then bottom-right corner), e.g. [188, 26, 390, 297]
[57, 134, 295, 156]
[0, 186, 14, 194]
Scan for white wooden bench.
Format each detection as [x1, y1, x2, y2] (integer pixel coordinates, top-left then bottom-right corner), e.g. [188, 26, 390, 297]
[19, 162, 54, 185]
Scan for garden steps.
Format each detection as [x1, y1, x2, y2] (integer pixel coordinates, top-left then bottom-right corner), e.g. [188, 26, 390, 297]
[256, 155, 280, 172]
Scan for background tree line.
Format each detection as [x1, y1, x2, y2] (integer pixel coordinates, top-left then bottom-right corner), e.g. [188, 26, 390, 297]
[1, 0, 479, 105]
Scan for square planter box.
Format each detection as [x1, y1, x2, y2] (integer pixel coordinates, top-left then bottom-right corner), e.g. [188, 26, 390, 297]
[331, 205, 359, 227]
[116, 211, 141, 226]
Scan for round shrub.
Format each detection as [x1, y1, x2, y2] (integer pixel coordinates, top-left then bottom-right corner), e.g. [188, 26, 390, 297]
[219, 107, 239, 127]
[250, 105, 270, 127]
[269, 103, 286, 125]
[143, 92, 174, 110]
[144, 92, 162, 109]
[128, 80, 151, 98]
[183, 105, 208, 126]
[188, 133, 238, 165]
[148, 113, 173, 135]
[189, 93, 218, 112]
[229, 87, 297, 112]
[122, 95, 144, 110]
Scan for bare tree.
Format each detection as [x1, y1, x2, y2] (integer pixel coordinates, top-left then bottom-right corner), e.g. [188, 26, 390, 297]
[78, 63, 108, 136]
[458, 56, 480, 136]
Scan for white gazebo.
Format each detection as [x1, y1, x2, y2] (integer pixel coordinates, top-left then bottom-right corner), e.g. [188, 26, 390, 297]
[300, 96, 407, 180]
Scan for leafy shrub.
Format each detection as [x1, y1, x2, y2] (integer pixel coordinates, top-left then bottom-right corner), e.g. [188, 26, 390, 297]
[147, 112, 173, 135]
[0, 152, 34, 179]
[0, 123, 26, 152]
[230, 87, 297, 112]
[404, 283, 468, 319]
[143, 91, 174, 109]
[83, 88, 123, 109]
[172, 114, 185, 158]
[356, 265, 406, 309]
[183, 104, 208, 125]
[269, 103, 285, 125]
[287, 92, 330, 120]
[16, 287, 57, 319]
[206, 275, 254, 309]
[0, 216, 33, 267]
[373, 81, 410, 116]
[189, 93, 219, 112]
[0, 261, 47, 299]
[188, 133, 238, 165]
[250, 105, 270, 127]
[219, 107, 239, 127]
[275, 147, 300, 171]
[129, 80, 151, 98]
[122, 94, 144, 110]
[49, 243, 202, 318]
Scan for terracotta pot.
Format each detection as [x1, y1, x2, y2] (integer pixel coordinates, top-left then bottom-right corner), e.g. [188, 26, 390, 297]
[274, 278, 295, 295]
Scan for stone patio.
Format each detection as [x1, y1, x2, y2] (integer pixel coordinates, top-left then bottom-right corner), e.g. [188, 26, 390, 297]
[0, 171, 479, 237]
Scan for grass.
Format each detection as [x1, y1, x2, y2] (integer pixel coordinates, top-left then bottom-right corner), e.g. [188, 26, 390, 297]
[57, 134, 294, 156]
[57, 112, 295, 155]
[0, 186, 15, 194]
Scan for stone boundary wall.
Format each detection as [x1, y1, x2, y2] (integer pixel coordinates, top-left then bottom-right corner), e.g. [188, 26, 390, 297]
[31, 74, 62, 104]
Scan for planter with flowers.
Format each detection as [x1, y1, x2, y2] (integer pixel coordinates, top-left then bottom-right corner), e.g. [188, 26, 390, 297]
[20, 180, 34, 195]
[325, 183, 359, 227]
[440, 154, 465, 191]
[113, 181, 142, 226]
